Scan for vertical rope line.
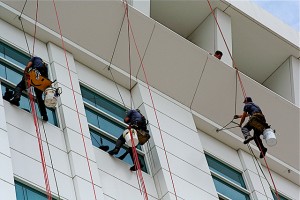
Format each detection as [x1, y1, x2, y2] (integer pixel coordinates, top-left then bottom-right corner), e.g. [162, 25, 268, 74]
[19, 18, 31, 55]
[247, 145, 271, 199]
[26, 1, 52, 199]
[108, 69, 126, 107]
[206, 0, 246, 98]
[19, 0, 28, 17]
[126, 3, 133, 109]
[135, 23, 156, 79]
[26, 80, 52, 200]
[32, 0, 39, 56]
[123, 2, 148, 198]
[234, 70, 238, 115]
[123, 1, 178, 197]
[41, 123, 61, 199]
[51, 0, 97, 199]
[255, 138, 280, 200]
[190, 57, 208, 108]
[129, 128, 148, 199]
[206, 0, 279, 199]
[107, 9, 126, 107]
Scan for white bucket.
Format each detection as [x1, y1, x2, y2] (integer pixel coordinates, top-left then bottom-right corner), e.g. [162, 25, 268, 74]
[44, 87, 58, 108]
[123, 128, 139, 147]
[263, 128, 277, 146]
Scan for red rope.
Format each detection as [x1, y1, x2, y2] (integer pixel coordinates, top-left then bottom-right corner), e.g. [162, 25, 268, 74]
[26, 80, 52, 200]
[30, 1, 52, 199]
[206, 0, 246, 98]
[124, 2, 148, 198]
[51, 1, 97, 199]
[122, 1, 178, 199]
[206, 1, 280, 199]
[256, 138, 280, 200]
[129, 128, 148, 199]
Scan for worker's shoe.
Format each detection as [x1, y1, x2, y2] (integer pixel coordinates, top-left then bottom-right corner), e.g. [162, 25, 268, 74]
[3, 89, 13, 101]
[9, 98, 20, 107]
[9, 87, 22, 107]
[243, 135, 254, 144]
[99, 145, 109, 151]
[130, 162, 144, 171]
[259, 148, 267, 158]
[108, 139, 123, 155]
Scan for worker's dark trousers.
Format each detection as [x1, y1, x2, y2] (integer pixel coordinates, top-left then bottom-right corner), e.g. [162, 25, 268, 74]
[12, 77, 47, 118]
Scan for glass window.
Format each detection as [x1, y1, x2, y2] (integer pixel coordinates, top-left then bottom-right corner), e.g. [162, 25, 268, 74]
[0, 42, 29, 69]
[0, 43, 4, 58]
[81, 85, 126, 121]
[213, 176, 250, 200]
[206, 154, 246, 188]
[0, 62, 6, 78]
[85, 107, 125, 138]
[205, 154, 250, 200]
[15, 181, 55, 200]
[271, 191, 290, 200]
[81, 86, 147, 173]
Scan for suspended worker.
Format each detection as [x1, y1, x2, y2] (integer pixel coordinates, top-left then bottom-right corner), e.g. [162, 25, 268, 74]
[8, 56, 49, 121]
[106, 109, 149, 171]
[234, 97, 269, 158]
[214, 50, 223, 60]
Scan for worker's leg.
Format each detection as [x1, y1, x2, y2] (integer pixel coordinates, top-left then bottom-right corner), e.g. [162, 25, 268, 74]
[241, 122, 254, 144]
[34, 88, 48, 121]
[253, 132, 267, 158]
[108, 134, 126, 155]
[128, 147, 144, 171]
[10, 78, 26, 106]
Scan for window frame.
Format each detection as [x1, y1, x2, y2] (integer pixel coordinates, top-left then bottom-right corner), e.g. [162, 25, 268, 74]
[271, 189, 291, 200]
[80, 83, 149, 173]
[205, 152, 251, 200]
[15, 179, 57, 200]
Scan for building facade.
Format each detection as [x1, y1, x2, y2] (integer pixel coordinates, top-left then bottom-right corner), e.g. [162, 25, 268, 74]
[0, 0, 299, 200]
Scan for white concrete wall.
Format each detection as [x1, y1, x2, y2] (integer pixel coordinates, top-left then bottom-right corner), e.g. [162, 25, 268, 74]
[188, 9, 232, 66]
[47, 42, 105, 200]
[263, 56, 300, 107]
[0, 87, 16, 200]
[132, 83, 219, 200]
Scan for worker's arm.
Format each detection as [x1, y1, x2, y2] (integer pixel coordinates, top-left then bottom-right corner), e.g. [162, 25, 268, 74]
[239, 112, 248, 127]
[24, 61, 33, 74]
[124, 117, 130, 123]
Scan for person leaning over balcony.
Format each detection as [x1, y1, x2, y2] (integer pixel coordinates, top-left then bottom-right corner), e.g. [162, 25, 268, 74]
[214, 50, 223, 60]
[106, 109, 149, 171]
[8, 56, 49, 121]
[234, 97, 269, 158]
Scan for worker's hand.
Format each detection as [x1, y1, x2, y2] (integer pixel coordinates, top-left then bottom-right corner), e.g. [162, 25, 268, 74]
[234, 115, 240, 119]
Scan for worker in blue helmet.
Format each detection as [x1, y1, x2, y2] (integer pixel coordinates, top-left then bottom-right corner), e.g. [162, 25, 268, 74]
[234, 97, 269, 158]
